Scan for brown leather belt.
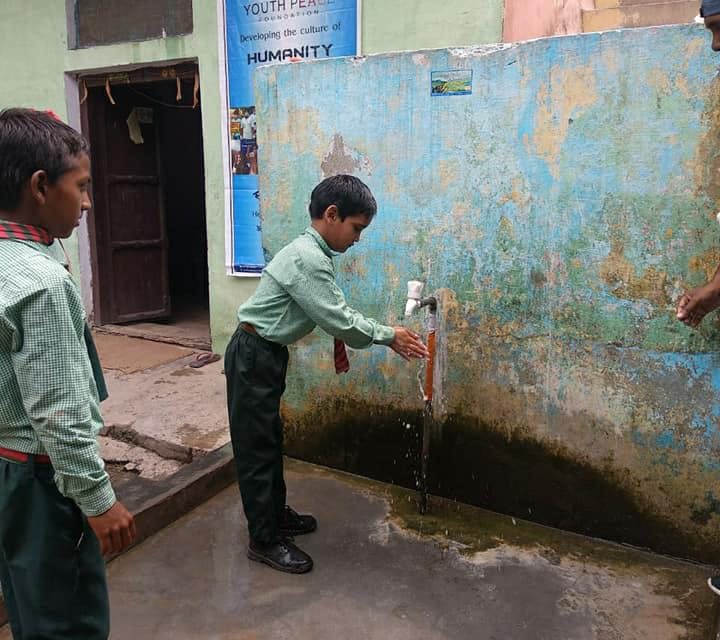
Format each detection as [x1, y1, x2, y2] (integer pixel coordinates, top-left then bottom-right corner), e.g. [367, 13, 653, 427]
[240, 322, 258, 335]
[239, 322, 285, 351]
[0, 446, 51, 464]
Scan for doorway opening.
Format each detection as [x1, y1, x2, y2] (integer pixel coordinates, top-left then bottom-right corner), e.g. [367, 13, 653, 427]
[81, 63, 210, 349]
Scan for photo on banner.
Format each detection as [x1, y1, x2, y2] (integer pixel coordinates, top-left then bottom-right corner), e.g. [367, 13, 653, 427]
[224, 0, 360, 275]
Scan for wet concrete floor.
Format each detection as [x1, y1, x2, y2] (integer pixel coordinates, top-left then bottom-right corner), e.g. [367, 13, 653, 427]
[102, 460, 715, 640]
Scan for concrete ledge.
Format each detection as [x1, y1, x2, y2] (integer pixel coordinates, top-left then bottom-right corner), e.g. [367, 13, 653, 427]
[120, 443, 236, 549]
[95, 324, 211, 352]
[0, 444, 236, 628]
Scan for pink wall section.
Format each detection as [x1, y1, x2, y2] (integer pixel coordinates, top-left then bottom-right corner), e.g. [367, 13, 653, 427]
[503, 0, 595, 42]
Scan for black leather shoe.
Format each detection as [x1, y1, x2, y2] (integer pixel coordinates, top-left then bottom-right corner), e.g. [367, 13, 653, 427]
[247, 538, 313, 574]
[278, 505, 318, 536]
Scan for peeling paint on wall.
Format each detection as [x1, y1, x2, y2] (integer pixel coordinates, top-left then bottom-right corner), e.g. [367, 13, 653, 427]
[531, 66, 598, 178]
[256, 24, 720, 562]
[321, 134, 372, 178]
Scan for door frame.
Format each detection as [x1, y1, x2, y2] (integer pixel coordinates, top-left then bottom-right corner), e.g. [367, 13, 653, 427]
[68, 59, 199, 326]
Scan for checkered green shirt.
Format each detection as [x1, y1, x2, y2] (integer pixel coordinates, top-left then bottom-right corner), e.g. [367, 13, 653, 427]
[0, 237, 115, 516]
[238, 227, 396, 347]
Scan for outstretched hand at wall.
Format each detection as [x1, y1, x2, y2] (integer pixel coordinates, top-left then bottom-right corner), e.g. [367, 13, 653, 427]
[676, 281, 720, 328]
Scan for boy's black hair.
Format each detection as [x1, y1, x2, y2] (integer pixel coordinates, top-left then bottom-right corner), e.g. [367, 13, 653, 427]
[0, 108, 89, 211]
[309, 174, 377, 220]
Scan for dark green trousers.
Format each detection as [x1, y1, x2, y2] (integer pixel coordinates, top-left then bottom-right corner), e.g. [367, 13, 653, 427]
[225, 327, 289, 544]
[0, 457, 109, 640]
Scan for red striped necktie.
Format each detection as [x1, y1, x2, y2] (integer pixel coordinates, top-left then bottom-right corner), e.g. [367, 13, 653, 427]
[334, 338, 350, 374]
[0, 221, 53, 245]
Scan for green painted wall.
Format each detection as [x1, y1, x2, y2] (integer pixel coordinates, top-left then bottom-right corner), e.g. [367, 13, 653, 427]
[0, 1, 506, 352]
[0, 3, 79, 265]
[361, 0, 505, 54]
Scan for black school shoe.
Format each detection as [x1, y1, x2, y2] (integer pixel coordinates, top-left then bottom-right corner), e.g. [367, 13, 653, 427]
[247, 537, 313, 574]
[708, 577, 720, 596]
[278, 505, 318, 536]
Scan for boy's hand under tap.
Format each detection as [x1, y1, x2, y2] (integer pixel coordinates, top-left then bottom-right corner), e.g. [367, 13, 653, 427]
[390, 327, 430, 361]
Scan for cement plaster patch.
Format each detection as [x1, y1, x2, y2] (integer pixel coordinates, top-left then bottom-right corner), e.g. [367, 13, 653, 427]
[101, 354, 229, 457]
[99, 436, 184, 480]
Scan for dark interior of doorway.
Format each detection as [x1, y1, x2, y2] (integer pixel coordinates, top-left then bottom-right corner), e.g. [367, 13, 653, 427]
[85, 74, 210, 349]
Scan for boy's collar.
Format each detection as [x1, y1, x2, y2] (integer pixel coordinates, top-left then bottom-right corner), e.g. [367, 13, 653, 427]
[305, 226, 337, 258]
[0, 220, 54, 246]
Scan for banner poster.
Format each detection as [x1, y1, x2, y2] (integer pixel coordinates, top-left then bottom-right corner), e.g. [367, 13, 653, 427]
[225, 0, 359, 275]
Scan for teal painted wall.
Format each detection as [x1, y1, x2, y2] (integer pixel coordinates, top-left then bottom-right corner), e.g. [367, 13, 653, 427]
[255, 25, 720, 562]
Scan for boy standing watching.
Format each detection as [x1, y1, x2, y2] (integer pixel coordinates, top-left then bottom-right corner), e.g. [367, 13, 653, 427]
[226, 174, 428, 574]
[0, 108, 135, 639]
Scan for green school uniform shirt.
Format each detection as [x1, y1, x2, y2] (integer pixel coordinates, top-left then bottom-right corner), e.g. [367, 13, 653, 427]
[46, 240, 108, 402]
[238, 227, 396, 347]
[0, 237, 115, 516]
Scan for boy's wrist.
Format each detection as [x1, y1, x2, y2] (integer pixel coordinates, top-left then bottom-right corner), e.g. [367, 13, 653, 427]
[77, 478, 117, 517]
[708, 275, 720, 296]
[374, 325, 396, 346]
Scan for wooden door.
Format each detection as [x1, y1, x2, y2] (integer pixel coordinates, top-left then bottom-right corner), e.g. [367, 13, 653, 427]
[86, 85, 170, 324]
